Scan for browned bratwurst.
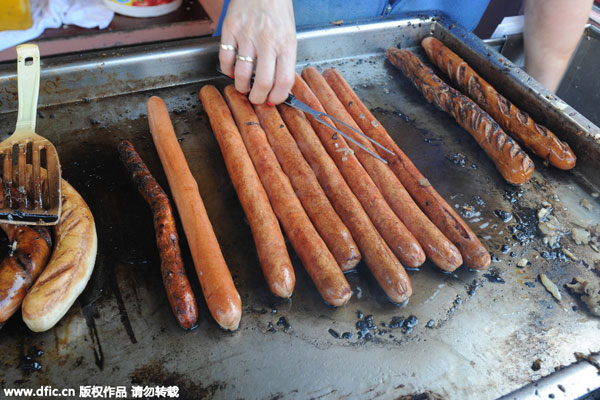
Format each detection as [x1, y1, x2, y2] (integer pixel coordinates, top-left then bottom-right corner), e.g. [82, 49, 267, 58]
[386, 48, 535, 185]
[279, 102, 412, 303]
[317, 68, 463, 272]
[223, 85, 351, 307]
[293, 72, 425, 268]
[322, 68, 490, 270]
[200, 85, 295, 298]
[254, 103, 360, 271]
[0, 225, 51, 327]
[118, 140, 198, 329]
[421, 37, 575, 170]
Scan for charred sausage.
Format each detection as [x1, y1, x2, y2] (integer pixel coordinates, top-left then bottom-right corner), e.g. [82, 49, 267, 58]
[119, 140, 199, 329]
[0, 225, 51, 327]
[386, 48, 535, 185]
[421, 37, 575, 170]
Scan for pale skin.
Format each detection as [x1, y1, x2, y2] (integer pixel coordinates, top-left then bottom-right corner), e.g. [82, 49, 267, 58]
[219, 0, 593, 104]
[524, 0, 594, 92]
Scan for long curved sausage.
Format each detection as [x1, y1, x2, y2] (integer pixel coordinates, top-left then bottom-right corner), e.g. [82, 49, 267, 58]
[254, 103, 360, 271]
[386, 48, 535, 185]
[199, 85, 295, 298]
[118, 140, 199, 329]
[279, 103, 412, 303]
[421, 37, 575, 170]
[0, 225, 51, 327]
[22, 179, 97, 332]
[322, 68, 489, 270]
[223, 85, 351, 307]
[315, 67, 463, 272]
[147, 96, 241, 331]
[292, 72, 425, 268]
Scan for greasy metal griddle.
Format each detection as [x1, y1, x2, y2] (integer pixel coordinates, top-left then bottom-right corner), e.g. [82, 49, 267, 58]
[1, 14, 600, 400]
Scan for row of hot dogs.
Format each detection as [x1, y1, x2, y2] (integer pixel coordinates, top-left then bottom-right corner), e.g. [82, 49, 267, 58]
[1, 36, 572, 335]
[200, 62, 493, 328]
[120, 40, 512, 330]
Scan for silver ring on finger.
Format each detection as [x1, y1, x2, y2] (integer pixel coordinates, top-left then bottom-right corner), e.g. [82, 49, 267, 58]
[236, 54, 255, 63]
[220, 43, 236, 52]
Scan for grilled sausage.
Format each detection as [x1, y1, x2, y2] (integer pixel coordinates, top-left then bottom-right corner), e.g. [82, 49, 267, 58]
[421, 37, 575, 170]
[223, 85, 351, 307]
[292, 72, 425, 268]
[0, 225, 51, 327]
[22, 179, 97, 332]
[322, 68, 489, 270]
[118, 140, 199, 329]
[386, 48, 535, 185]
[199, 85, 295, 298]
[279, 103, 412, 303]
[254, 103, 360, 271]
[317, 67, 463, 272]
[147, 96, 241, 331]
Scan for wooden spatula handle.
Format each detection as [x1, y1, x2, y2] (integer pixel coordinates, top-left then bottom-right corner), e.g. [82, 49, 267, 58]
[16, 44, 40, 133]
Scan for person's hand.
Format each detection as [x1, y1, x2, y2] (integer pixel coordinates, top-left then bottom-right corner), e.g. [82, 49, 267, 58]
[219, 0, 297, 105]
[524, 0, 593, 92]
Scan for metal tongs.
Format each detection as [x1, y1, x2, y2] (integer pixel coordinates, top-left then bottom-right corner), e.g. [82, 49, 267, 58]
[216, 68, 395, 164]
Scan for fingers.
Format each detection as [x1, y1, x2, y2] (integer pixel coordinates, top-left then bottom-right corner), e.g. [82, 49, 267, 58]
[219, 31, 237, 78]
[267, 48, 296, 105]
[234, 39, 256, 94]
[248, 47, 276, 104]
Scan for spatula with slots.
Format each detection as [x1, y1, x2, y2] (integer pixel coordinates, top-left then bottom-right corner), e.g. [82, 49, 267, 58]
[0, 44, 61, 225]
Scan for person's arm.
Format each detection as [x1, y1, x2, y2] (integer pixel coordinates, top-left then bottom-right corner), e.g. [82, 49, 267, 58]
[524, 0, 593, 92]
[218, 0, 296, 105]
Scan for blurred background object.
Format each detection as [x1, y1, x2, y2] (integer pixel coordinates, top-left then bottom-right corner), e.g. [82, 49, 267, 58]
[103, 0, 182, 18]
[0, 0, 33, 31]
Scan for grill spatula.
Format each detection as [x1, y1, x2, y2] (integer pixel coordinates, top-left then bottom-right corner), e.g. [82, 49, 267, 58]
[0, 44, 61, 225]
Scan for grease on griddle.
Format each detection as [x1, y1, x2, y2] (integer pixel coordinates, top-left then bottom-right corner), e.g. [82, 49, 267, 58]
[483, 269, 505, 284]
[540, 251, 568, 262]
[473, 195, 485, 207]
[355, 314, 376, 341]
[396, 391, 445, 400]
[466, 279, 481, 296]
[389, 315, 418, 334]
[276, 316, 291, 333]
[509, 207, 539, 246]
[130, 362, 226, 399]
[494, 209, 513, 223]
[18, 346, 44, 373]
[447, 153, 467, 167]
